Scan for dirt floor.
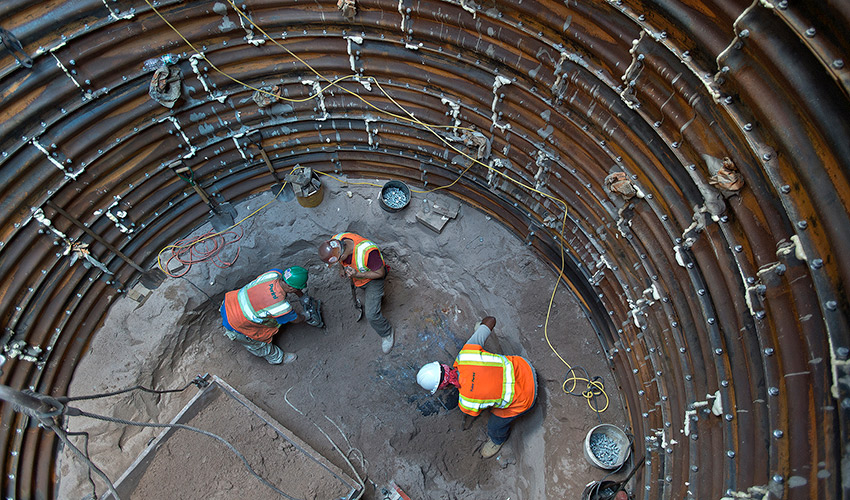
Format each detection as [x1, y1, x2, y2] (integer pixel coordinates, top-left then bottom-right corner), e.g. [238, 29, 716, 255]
[58, 177, 629, 499]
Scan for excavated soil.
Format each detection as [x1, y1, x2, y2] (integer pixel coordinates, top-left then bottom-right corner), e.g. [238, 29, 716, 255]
[58, 179, 629, 499]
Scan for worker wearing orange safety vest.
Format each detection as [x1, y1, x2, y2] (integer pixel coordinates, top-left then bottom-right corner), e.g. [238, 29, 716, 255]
[417, 316, 537, 458]
[220, 267, 323, 364]
[318, 232, 394, 353]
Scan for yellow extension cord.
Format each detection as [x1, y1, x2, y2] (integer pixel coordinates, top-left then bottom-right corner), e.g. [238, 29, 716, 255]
[145, 0, 608, 413]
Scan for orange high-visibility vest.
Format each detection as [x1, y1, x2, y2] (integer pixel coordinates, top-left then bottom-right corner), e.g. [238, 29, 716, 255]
[223, 270, 293, 342]
[453, 344, 535, 418]
[332, 232, 383, 287]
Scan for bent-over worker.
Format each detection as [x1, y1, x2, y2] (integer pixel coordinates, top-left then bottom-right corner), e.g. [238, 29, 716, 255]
[318, 232, 394, 353]
[220, 266, 323, 364]
[416, 316, 537, 458]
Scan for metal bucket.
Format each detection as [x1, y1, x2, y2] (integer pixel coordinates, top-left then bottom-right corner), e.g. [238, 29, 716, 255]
[379, 180, 411, 213]
[583, 424, 630, 469]
[296, 182, 324, 208]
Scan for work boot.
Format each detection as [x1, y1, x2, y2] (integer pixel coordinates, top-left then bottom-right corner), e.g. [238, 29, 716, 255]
[381, 329, 394, 354]
[274, 352, 297, 364]
[480, 438, 503, 459]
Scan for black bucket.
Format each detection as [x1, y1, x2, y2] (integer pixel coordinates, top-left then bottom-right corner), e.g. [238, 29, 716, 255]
[379, 180, 411, 213]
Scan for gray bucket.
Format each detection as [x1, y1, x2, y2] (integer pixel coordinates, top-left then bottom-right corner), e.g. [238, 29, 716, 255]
[583, 424, 630, 469]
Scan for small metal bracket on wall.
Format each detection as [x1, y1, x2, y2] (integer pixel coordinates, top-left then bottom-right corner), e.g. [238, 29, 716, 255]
[167, 160, 236, 231]
[245, 130, 292, 200]
[0, 28, 32, 68]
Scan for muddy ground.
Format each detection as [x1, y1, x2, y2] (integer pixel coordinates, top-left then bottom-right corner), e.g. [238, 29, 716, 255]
[58, 178, 629, 499]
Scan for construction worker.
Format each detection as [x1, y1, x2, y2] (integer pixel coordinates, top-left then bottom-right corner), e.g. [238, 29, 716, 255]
[416, 316, 537, 458]
[318, 232, 394, 353]
[220, 266, 323, 364]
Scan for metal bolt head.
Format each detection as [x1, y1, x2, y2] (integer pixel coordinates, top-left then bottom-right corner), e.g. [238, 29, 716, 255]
[826, 300, 838, 311]
[833, 59, 845, 69]
[708, 318, 716, 325]
[764, 347, 775, 356]
[805, 27, 816, 37]
[685, 374, 693, 381]
[727, 450, 736, 458]
[734, 245, 743, 252]
[715, 348, 723, 355]
[780, 185, 791, 193]
[721, 380, 729, 387]
[811, 258, 824, 269]
[797, 220, 808, 229]
[773, 429, 784, 438]
[763, 152, 772, 161]
[691, 465, 699, 472]
[739, 29, 750, 38]
[724, 96, 733, 105]
[690, 433, 698, 441]
[836, 347, 849, 360]
[773, 474, 784, 484]
[743, 123, 753, 131]
[768, 387, 780, 396]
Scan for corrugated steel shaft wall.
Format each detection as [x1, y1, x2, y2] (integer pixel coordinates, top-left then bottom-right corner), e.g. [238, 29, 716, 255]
[0, 0, 847, 498]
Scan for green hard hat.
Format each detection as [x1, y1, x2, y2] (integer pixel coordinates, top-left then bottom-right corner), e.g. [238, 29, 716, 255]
[282, 266, 308, 289]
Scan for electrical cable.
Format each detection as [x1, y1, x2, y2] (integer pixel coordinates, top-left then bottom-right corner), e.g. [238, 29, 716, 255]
[162, 225, 243, 278]
[146, 1, 611, 415]
[284, 386, 366, 500]
[61, 380, 197, 402]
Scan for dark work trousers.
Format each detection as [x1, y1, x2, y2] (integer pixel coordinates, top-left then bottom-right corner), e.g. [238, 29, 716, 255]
[486, 361, 538, 444]
[362, 277, 392, 338]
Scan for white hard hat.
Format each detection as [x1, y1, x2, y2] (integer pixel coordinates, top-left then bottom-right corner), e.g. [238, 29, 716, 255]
[416, 361, 442, 394]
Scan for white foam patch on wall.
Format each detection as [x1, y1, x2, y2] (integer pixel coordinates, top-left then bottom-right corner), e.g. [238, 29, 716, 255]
[160, 116, 197, 159]
[491, 75, 512, 132]
[303, 80, 329, 120]
[190, 54, 227, 103]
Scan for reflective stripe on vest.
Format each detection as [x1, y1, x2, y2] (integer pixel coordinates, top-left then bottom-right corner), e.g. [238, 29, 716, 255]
[333, 232, 381, 275]
[455, 348, 515, 413]
[236, 271, 292, 323]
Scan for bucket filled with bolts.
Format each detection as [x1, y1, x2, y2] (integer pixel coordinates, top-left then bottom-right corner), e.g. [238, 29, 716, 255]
[584, 424, 630, 469]
[379, 180, 411, 213]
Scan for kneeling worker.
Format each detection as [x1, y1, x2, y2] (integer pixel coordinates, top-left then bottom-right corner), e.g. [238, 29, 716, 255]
[220, 266, 323, 364]
[417, 316, 537, 458]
